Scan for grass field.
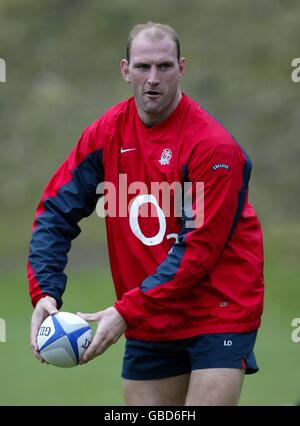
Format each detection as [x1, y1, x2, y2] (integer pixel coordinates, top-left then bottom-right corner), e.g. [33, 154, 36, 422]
[0, 225, 299, 405]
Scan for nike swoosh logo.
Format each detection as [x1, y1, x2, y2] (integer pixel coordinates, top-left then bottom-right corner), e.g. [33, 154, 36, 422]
[120, 148, 136, 154]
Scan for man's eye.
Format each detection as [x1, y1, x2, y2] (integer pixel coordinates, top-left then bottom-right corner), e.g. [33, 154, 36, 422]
[137, 64, 149, 69]
[159, 64, 171, 70]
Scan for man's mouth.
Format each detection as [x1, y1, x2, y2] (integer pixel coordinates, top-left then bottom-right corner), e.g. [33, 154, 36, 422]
[145, 90, 161, 97]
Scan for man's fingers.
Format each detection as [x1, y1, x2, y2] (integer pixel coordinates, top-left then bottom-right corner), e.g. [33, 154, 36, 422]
[77, 312, 100, 322]
[30, 323, 45, 363]
[80, 332, 106, 363]
[80, 343, 97, 364]
[30, 320, 42, 351]
[77, 307, 126, 364]
[30, 332, 38, 351]
[30, 339, 44, 363]
[34, 350, 45, 363]
[48, 307, 59, 315]
[30, 297, 58, 364]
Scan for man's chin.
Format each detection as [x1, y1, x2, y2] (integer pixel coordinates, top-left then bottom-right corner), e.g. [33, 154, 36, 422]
[142, 102, 163, 115]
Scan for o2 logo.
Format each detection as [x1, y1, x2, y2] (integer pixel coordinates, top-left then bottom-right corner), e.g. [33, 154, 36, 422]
[291, 318, 300, 343]
[129, 194, 178, 246]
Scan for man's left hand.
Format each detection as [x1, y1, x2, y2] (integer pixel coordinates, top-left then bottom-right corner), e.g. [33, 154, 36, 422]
[77, 307, 127, 364]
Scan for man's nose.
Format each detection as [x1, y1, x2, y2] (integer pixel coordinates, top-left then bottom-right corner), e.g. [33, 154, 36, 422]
[147, 66, 159, 85]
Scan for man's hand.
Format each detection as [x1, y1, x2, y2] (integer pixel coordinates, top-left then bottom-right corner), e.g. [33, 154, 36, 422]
[77, 307, 127, 364]
[30, 296, 58, 362]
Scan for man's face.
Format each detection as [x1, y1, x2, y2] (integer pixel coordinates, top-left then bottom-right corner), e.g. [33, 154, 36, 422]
[121, 32, 186, 124]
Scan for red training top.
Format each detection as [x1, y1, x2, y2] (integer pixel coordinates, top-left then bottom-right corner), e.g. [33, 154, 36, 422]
[27, 94, 264, 341]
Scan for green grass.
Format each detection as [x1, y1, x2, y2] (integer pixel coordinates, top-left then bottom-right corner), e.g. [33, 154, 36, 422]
[1, 225, 299, 405]
[239, 224, 300, 405]
[239, 301, 300, 405]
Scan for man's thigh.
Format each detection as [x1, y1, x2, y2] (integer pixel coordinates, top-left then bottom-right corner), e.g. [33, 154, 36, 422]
[121, 338, 191, 405]
[123, 374, 190, 406]
[185, 368, 245, 406]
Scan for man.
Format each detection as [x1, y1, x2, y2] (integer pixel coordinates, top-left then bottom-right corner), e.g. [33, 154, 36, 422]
[27, 22, 264, 406]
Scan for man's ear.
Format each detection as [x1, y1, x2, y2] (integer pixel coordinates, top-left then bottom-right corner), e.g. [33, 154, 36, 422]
[178, 57, 187, 80]
[120, 59, 130, 83]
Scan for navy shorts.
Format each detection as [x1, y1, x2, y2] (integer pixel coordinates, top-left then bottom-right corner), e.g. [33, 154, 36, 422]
[122, 331, 258, 380]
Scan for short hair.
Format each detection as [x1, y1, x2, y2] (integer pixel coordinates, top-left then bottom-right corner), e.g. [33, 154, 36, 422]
[126, 22, 181, 63]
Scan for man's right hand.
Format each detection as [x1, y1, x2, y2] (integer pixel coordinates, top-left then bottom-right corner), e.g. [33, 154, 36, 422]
[30, 296, 58, 362]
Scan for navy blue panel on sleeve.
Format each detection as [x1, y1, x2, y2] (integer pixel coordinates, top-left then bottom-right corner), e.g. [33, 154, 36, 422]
[226, 146, 252, 244]
[28, 148, 104, 307]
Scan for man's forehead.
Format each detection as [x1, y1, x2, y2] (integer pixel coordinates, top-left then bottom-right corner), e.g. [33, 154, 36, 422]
[130, 31, 177, 62]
